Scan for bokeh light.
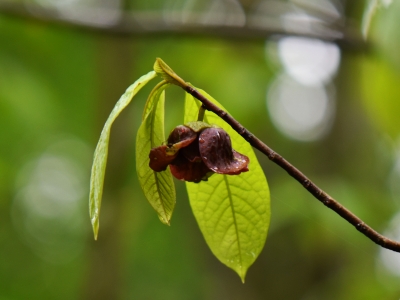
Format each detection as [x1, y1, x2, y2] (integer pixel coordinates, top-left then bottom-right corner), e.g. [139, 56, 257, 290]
[266, 35, 340, 142]
[267, 73, 334, 141]
[11, 137, 90, 264]
[379, 212, 400, 276]
[277, 36, 340, 86]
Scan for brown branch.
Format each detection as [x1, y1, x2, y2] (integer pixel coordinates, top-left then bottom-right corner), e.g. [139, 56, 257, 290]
[182, 84, 400, 253]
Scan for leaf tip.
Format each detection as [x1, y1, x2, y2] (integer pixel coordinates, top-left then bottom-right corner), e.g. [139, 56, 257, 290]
[158, 215, 171, 226]
[237, 267, 247, 283]
[153, 58, 186, 88]
[91, 216, 99, 240]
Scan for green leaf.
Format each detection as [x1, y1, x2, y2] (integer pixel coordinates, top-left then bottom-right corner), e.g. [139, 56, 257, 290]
[362, 0, 393, 40]
[184, 89, 271, 282]
[136, 82, 176, 225]
[153, 58, 187, 88]
[89, 70, 157, 240]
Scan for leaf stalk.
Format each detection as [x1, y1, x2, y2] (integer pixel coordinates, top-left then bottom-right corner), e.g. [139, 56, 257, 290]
[197, 105, 206, 121]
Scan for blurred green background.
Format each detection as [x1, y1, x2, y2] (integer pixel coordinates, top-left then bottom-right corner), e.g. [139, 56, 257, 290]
[1, 0, 400, 299]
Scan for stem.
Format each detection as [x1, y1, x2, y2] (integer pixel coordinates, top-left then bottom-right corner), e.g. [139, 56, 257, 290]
[181, 84, 400, 253]
[197, 105, 206, 121]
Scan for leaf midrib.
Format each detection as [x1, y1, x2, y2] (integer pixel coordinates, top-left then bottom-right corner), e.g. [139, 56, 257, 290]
[223, 175, 243, 272]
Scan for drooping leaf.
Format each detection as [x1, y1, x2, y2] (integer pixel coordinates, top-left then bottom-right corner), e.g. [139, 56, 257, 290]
[89, 70, 157, 240]
[184, 88, 271, 282]
[136, 83, 176, 225]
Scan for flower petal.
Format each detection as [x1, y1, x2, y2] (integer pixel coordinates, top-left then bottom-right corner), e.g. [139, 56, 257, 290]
[167, 125, 197, 150]
[199, 128, 249, 175]
[170, 154, 213, 183]
[149, 145, 177, 172]
[181, 139, 202, 163]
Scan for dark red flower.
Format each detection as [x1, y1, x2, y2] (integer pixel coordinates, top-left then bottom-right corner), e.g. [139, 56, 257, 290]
[149, 122, 249, 183]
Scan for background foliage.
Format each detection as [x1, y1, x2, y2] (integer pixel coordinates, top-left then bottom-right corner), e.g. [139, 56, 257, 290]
[1, 0, 400, 299]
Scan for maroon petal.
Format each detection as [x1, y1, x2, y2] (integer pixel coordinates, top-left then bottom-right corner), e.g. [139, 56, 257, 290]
[150, 126, 198, 173]
[199, 128, 249, 175]
[181, 138, 202, 163]
[170, 154, 213, 183]
[167, 125, 197, 150]
[149, 145, 177, 172]
[230, 150, 250, 174]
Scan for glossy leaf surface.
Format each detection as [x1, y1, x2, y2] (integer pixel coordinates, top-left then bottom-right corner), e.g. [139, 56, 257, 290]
[89, 71, 157, 240]
[184, 88, 270, 281]
[136, 83, 176, 225]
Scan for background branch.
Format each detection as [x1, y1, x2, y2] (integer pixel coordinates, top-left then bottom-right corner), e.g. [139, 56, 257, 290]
[0, 1, 366, 51]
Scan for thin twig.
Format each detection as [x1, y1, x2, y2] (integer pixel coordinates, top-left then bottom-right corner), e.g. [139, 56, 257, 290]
[182, 84, 400, 253]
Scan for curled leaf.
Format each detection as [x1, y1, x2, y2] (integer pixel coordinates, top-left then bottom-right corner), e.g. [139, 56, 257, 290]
[136, 83, 176, 225]
[89, 70, 157, 240]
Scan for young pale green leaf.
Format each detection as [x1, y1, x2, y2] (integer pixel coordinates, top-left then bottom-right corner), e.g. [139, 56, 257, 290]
[153, 58, 187, 88]
[136, 83, 176, 225]
[184, 89, 271, 282]
[89, 70, 157, 240]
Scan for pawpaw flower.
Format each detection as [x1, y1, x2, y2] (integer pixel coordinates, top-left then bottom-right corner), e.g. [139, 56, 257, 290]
[149, 121, 249, 183]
